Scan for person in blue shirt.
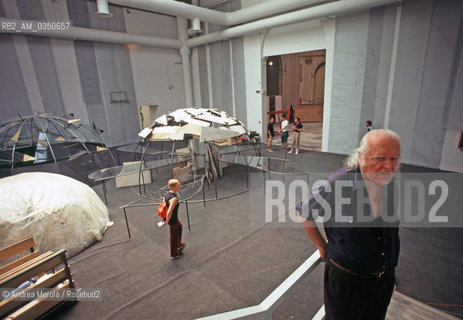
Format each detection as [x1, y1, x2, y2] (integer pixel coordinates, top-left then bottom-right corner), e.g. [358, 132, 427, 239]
[289, 117, 303, 154]
[297, 129, 401, 320]
[366, 120, 374, 133]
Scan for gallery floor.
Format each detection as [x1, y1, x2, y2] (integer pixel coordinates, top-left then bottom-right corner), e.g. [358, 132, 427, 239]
[56, 137, 463, 319]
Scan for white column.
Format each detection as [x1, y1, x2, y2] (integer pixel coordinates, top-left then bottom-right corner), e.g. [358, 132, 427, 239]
[180, 46, 194, 107]
[177, 17, 193, 107]
[229, 40, 236, 117]
[205, 23, 214, 108]
[190, 46, 201, 107]
[243, 34, 264, 136]
[321, 19, 335, 152]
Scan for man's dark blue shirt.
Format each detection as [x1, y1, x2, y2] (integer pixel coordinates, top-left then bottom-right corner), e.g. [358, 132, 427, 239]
[267, 122, 274, 137]
[296, 167, 400, 275]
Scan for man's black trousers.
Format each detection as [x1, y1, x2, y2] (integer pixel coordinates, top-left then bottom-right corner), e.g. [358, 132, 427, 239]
[324, 259, 395, 320]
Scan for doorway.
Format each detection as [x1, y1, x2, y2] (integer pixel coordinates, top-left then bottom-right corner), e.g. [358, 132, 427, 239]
[266, 50, 325, 151]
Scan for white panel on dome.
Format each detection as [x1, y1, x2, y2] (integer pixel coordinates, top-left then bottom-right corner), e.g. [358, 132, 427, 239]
[177, 123, 202, 136]
[228, 124, 247, 135]
[138, 128, 153, 138]
[199, 126, 241, 142]
[155, 114, 169, 126]
[184, 108, 205, 116]
[170, 109, 191, 122]
[149, 132, 184, 141]
[149, 126, 184, 140]
[186, 118, 211, 127]
[218, 127, 241, 133]
[152, 126, 181, 133]
[196, 113, 234, 125]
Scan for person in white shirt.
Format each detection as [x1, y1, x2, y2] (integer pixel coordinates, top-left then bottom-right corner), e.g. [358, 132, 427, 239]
[279, 114, 289, 151]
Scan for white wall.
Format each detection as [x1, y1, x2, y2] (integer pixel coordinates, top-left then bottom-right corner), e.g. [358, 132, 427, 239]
[1, 0, 89, 121]
[128, 47, 185, 113]
[263, 20, 328, 56]
[9, 35, 46, 114]
[323, 0, 463, 173]
[50, 39, 89, 123]
[243, 34, 265, 134]
[2, 0, 462, 172]
[125, 8, 186, 119]
[241, 0, 463, 174]
[0, 0, 186, 147]
[388, 0, 463, 172]
[440, 35, 463, 173]
[440, 130, 463, 173]
[2, 0, 45, 116]
[243, 18, 335, 138]
[327, 12, 370, 155]
[42, 0, 89, 123]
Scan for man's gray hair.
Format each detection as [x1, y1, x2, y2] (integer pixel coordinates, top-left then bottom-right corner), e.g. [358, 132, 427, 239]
[344, 129, 401, 169]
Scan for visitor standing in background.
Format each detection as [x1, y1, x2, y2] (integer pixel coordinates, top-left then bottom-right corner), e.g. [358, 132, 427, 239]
[366, 120, 374, 133]
[280, 114, 289, 151]
[289, 117, 303, 154]
[267, 117, 275, 152]
[165, 179, 186, 260]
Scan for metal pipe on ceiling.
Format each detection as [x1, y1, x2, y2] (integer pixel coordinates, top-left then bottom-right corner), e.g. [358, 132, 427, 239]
[107, 0, 331, 26]
[186, 0, 401, 47]
[4, 0, 400, 49]
[0, 22, 183, 49]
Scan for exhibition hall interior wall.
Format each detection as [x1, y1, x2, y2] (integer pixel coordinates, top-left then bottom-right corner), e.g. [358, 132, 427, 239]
[0, 0, 185, 147]
[252, 0, 463, 172]
[327, 0, 463, 172]
[194, 0, 248, 127]
[0, 0, 462, 172]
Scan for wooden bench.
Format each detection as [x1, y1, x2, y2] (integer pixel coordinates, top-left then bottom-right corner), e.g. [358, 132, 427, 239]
[0, 237, 77, 319]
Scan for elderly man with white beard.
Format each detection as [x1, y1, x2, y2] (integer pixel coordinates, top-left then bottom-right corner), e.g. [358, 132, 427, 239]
[297, 129, 401, 320]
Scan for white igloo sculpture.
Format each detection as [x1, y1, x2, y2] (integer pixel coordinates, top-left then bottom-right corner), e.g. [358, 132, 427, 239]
[0, 172, 113, 257]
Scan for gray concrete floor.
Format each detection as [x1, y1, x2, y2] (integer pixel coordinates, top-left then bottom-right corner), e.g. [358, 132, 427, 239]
[57, 145, 463, 320]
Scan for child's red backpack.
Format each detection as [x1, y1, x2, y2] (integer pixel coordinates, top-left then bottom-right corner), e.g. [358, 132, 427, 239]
[157, 198, 168, 221]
